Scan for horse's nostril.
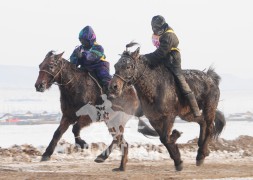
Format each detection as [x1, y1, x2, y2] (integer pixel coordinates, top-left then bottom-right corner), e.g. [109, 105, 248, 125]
[113, 84, 118, 90]
[35, 83, 45, 92]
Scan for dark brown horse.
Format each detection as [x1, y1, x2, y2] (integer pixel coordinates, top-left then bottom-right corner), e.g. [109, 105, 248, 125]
[34, 51, 157, 171]
[109, 43, 226, 171]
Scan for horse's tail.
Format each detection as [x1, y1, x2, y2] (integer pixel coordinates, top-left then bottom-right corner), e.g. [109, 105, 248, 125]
[135, 105, 159, 137]
[207, 66, 221, 86]
[212, 110, 226, 139]
[138, 118, 159, 137]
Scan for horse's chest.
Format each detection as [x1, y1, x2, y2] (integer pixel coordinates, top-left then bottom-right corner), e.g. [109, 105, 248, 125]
[140, 94, 177, 120]
[140, 100, 162, 119]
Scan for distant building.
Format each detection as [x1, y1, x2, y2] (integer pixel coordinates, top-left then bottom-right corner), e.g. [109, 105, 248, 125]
[227, 111, 253, 121]
[24, 111, 33, 117]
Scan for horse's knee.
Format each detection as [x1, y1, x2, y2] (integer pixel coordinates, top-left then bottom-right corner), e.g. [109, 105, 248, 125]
[159, 136, 167, 144]
[53, 129, 61, 139]
[170, 129, 182, 143]
[160, 129, 182, 144]
[72, 123, 79, 134]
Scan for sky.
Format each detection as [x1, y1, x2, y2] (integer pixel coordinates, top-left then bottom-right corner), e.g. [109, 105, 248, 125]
[0, 0, 253, 78]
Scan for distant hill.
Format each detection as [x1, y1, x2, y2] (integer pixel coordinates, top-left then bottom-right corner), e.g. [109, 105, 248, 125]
[0, 65, 252, 90]
[0, 65, 38, 88]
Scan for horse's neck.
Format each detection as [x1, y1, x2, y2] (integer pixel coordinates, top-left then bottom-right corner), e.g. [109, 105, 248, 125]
[58, 60, 85, 97]
[134, 61, 156, 100]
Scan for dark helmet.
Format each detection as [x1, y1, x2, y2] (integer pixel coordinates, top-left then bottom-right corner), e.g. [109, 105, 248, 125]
[151, 15, 167, 35]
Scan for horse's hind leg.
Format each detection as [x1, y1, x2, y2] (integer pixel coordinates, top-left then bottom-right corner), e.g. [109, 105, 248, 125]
[196, 107, 216, 166]
[197, 120, 208, 154]
[150, 118, 183, 171]
[41, 117, 71, 161]
[72, 116, 91, 149]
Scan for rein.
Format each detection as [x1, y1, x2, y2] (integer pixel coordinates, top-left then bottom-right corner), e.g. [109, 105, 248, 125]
[88, 72, 103, 95]
[132, 65, 147, 86]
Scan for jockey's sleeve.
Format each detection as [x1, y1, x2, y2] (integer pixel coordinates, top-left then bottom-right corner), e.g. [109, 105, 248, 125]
[152, 32, 174, 60]
[70, 48, 79, 64]
[86, 45, 105, 62]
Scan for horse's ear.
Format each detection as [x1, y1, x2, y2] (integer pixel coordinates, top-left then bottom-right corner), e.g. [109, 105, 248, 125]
[55, 52, 64, 60]
[46, 50, 55, 58]
[132, 47, 140, 60]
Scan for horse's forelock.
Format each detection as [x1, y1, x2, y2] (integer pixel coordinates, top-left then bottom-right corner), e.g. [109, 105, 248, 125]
[126, 42, 139, 48]
[122, 51, 131, 56]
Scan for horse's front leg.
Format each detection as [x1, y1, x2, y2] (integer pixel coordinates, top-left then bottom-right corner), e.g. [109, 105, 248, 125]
[115, 131, 128, 172]
[95, 125, 128, 171]
[41, 117, 71, 161]
[72, 116, 91, 149]
[150, 117, 183, 171]
[108, 125, 128, 171]
[94, 127, 117, 163]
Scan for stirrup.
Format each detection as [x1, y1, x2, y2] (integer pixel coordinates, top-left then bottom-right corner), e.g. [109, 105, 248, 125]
[193, 110, 202, 117]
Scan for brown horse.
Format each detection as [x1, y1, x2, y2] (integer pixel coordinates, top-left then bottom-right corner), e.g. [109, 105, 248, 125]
[35, 51, 157, 171]
[109, 43, 226, 171]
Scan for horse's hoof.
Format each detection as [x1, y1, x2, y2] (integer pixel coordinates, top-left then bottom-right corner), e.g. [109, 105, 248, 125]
[175, 162, 183, 171]
[75, 138, 89, 149]
[76, 141, 89, 149]
[196, 159, 204, 166]
[41, 156, 50, 161]
[206, 149, 210, 156]
[94, 157, 105, 163]
[81, 143, 89, 149]
[112, 167, 125, 172]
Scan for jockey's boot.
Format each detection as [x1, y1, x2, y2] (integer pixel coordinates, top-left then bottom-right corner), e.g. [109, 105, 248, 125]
[185, 92, 202, 117]
[173, 71, 202, 118]
[102, 84, 109, 95]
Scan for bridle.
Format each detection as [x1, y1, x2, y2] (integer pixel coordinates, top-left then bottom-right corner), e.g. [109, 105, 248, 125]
[39, 58, 75, 86]
[113, 55, 147, 88]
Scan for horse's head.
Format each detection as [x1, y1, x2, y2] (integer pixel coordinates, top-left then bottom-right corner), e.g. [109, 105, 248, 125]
[35, 51, 64, 92]
[109, 43, 141, 98]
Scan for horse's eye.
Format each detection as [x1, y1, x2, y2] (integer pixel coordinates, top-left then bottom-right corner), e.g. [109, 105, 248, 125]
[49, 65, 54, 70]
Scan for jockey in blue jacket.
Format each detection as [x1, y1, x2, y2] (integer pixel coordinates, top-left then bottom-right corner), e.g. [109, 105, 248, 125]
[70, 26, 112, 93]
